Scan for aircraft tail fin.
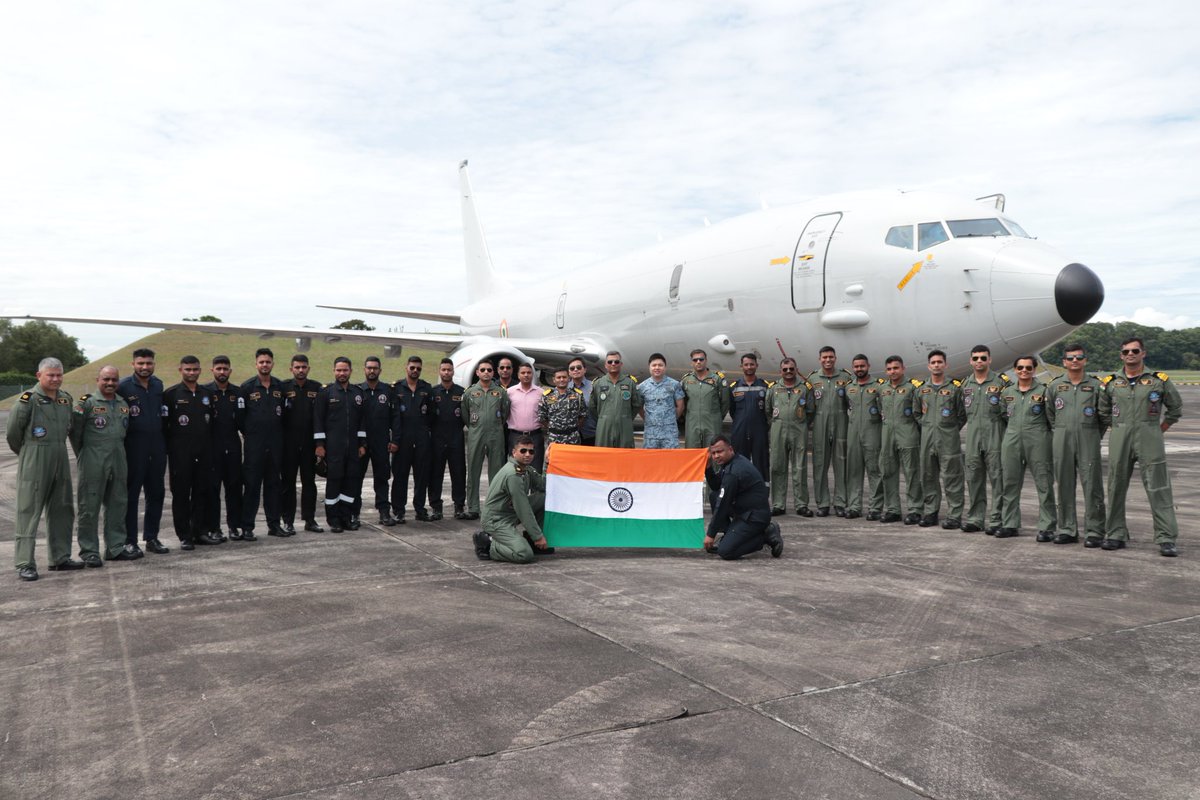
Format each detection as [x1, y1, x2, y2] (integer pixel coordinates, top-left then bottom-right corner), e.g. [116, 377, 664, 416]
[459, 160, 504, 303]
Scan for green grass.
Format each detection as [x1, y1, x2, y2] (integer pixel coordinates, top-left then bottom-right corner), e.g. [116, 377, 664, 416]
[60, 330, 446, 397]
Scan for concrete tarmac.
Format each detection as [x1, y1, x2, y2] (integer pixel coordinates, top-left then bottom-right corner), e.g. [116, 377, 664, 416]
[2, 390, 1199, 800]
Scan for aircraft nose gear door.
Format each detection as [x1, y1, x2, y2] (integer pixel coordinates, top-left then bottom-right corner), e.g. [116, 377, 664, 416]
[791, 212, 841, 312]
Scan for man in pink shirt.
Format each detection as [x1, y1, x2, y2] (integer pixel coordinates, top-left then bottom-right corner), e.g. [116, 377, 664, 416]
[507, 364, 545, 469]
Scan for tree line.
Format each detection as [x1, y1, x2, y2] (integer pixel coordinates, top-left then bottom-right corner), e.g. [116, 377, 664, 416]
[1040, 321, 1200, 372]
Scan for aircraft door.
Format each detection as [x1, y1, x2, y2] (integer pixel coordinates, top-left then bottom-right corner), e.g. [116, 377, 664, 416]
[791, 212, 842, 312]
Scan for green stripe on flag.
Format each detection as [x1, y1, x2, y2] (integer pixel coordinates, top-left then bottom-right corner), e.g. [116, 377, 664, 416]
[544, 511, 704, 548]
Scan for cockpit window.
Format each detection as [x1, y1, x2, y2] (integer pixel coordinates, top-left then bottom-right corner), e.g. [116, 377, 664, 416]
[885, 225, 914, 249]
[918, 221, 949, 250]
[946, 218, 1009, 238]
[1001, 217, 1031, 238]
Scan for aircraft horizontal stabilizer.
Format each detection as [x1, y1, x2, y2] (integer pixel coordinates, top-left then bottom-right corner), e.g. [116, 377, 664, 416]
[314, 305, 462, 325]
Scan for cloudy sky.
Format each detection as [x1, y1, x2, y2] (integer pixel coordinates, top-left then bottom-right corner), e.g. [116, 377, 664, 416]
[2, 1, 1198, 358]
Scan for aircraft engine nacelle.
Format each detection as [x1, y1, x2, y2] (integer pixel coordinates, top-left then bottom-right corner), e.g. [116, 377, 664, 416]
[294, 336, 312, 353]
[449, 341, 534, 388]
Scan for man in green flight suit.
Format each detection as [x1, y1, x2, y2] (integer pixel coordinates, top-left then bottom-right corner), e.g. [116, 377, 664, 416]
[996, 356, 1056, 539]
[878, 356, 923, 524]
[1098, 336, 1183, 557]
[809, 346, 851, 517]
[472, 435, 552, 564]
[9, 357, 76, 581]
[765, 357, 813, 516]
[960, 345, 1010, 534]
[71, 365, 136, 565]
[680, 349, 729, 449]
[462, 360, 511, 520]
[589, 351, 641, 447]
[1045, 343, 1106, 546]
[844, 354, 884, 519]
[915, 349, 966, 529]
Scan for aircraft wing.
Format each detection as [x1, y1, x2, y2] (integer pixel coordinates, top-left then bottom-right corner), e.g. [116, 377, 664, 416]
[3, 314, 608, 367]
[1, 314, 463, 351]
[315, 305, 463, 325]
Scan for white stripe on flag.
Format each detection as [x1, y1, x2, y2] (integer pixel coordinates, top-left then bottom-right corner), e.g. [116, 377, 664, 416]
[546, 475, 702, 521]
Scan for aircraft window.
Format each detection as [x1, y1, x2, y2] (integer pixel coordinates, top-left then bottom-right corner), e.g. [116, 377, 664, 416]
[1001, 217, 1032, 238]
[946, 218, 1009, 238]
[917, 221, 949, 250]
[884, 225, 914, 249]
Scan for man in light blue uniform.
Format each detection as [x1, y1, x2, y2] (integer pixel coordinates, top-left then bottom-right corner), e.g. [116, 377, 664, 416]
[638, 352, 684, 448]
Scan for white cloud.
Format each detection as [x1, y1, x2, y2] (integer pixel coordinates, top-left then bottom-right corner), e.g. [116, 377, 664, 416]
[1, 1, 1199, 358]
[1093, 307, 1200, 331]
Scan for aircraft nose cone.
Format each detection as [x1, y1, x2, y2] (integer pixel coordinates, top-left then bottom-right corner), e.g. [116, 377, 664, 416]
[1055, 263, 1104, 326]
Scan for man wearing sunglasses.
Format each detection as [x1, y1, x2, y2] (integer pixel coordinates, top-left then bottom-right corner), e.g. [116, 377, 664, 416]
[681, 349, 730, 450]
[765, 358, 813, 516]
[996, 356, 1056, 539]
[462, 360, 510, 520]
[961, 345, 1010, 534]
[472, 436, 551, 563]
[1045, 344, 1106, 546]
[1098, 337, 1182, 556]
[589, 351, 642, 448]
[567, 357, 596, 445]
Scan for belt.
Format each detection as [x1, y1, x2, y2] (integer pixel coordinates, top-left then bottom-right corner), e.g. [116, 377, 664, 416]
[549, 428, 578, 435]
[510, 428, 540, 435]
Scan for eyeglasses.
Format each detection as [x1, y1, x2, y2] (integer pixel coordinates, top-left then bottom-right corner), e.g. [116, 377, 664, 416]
[478, 368, 493, 373]
[568, 365, 584, 370]
[1121, 348, 1142, 355]
[781, 367, 796, 372]
[970, 355, 989, 361]
[606, 359, 621, 365]
[1063, 355, 1086, 362]
[1014, 365, 1035, 371]
[498, 365, 512, 370]
[517, 448, 535, 454]
[691, 357, 705, 362]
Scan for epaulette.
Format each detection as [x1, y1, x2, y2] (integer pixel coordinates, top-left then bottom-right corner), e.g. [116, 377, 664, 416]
[572, 387, 583, 395]
[909, 378, 924, 387]
[766, 380, 775, 388]
[542, 387, 553, 396]
[951, 379, 961, 387]
[715, 371, 725, 379]
[804, 381, 813, 390]
[999, 373, 1012, 384]
[1101, 374, 1115, 385]
[876, 377, 886, 385]
[18, 391, 32, 403]
[80, 393, 93, 401]
[628, 375, 638, 383]
[1157, 372, 1169, 382]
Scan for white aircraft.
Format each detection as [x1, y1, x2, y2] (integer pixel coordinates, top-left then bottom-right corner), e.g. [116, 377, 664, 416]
[9, 162, 1103, 384]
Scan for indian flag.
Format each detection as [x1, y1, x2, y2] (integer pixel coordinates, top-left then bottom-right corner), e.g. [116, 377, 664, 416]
[544, 445, 708, 548]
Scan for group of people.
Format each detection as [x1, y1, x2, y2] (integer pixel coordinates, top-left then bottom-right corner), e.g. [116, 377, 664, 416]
[666, 338, 1178, 558]
[7, 335, 1183, 580]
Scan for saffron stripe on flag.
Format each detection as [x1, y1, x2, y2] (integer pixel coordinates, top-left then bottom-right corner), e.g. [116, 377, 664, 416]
[546, 444, 708, 483]
[543, 512, 704, 548]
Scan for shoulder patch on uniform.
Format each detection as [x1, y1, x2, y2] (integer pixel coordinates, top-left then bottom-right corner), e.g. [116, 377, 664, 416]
[876, 377, 886, 384]
[18, 391, 31, 403]
[572, 387, 583, 395]
[1157, 371, 1169, 381]
[951, 379, 961, 387]
[766, 380, 775, 388]
[542, 387, 553, 395]
[714, 371, 724, 379]
[80, 393, 92, 401]
[803, 381, 813, 390]
[629, 375, 638, 383]
[909, 379, 923, 387]
[1101, 374, 1115, 384]
[999, 373, 1012, 383]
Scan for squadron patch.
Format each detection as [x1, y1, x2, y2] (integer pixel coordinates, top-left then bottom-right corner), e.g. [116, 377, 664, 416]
[178, 414, 189, 426]
[1055, 397, 1065, 410]
[94, 416, 107, 429]
[32, 426, 47, 438]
